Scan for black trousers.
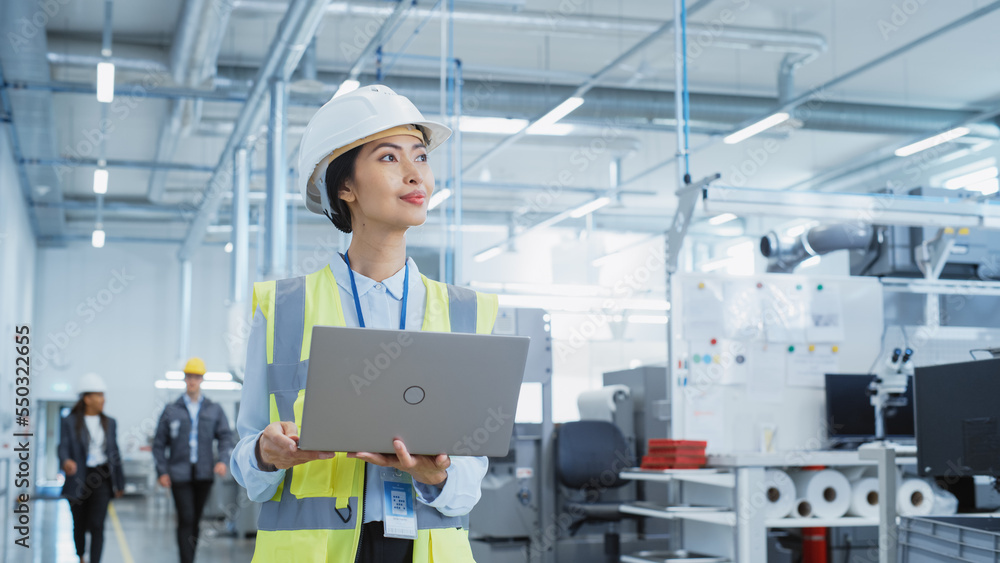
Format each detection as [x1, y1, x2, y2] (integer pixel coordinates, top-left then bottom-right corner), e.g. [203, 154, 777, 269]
[359, 521, 414, 563]
[171, 470, 214, 563]
[69, 465, 113, 563]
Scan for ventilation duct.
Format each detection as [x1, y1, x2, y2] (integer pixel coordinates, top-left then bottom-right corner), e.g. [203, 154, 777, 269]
[761, 224, 875, 273]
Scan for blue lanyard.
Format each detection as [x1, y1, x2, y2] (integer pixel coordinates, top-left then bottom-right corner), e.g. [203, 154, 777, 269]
[342, 252, 409, 330]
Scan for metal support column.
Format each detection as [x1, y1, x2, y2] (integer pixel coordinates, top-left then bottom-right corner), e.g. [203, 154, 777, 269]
[265, 78, 287, 278]
[859, 446, 898, 563]
[179, 259, 193, 359]
[231, 146, 250, 303]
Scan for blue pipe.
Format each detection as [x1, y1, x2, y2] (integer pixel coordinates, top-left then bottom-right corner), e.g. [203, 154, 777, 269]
[381, 0, 444, 77]
[0, 61, 42, 236]
[681, 0, 691, 182]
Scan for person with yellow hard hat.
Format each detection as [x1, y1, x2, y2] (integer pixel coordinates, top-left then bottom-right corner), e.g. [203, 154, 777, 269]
[153, 357, 234, 563]
[230, 85, 496, 562]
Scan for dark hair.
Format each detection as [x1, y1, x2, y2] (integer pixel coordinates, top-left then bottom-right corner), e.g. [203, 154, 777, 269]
[71, 393, 109, 439]
[323, 146, 363, 233]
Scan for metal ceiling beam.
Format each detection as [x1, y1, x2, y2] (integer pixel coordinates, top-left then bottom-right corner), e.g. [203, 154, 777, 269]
[0, 1, 65, 238]
[148, 0, 234, 202]
[177, 0, 330, 261]
[727, 0, 1000, 138]
[460, 0, 716, 176]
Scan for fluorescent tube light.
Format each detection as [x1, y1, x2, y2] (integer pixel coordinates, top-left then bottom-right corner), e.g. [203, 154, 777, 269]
[473, 245, 505, 263]
[700, 257, 734, 272]
[967, 177, 1000, 195]
[944, 166, 998, 190]
[92, 228, 105, 248]
[526, 97, 584, 134]
[569, 197, 611, 218]
[723, 112, 790, 144]
[202, 381, 242, 391]
[460, 116, 527, 135]
[428, 188, 453, 210]
[334, 79, 360, 98]
[895, 127, 971, 157]
[204, 372, 233, 381]
[155, 380, 185, 389]
[93, 168, 109, 194]
[96, 62, 115, 103]
[627, 314, 669, 325]
[708, 213, 738, 225]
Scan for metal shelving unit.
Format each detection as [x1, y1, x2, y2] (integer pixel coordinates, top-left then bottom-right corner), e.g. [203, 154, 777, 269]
[620, 446, 909, 563]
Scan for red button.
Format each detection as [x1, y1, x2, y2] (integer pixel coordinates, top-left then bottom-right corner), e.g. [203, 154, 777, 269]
[710, 339, 717, 346]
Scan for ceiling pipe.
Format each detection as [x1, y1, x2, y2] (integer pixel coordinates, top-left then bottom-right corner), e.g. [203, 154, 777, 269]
[235, 0, 826, 50]
[177, 0, 329, 261]
[0, 1, 66, 238]
[461, 0, 716, 176]
[148, 0, 234, 202]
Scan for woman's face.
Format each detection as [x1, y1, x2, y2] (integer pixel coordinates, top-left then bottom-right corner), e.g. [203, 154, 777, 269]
[340, 134, 435, 233]
[84, 392, 105, 413]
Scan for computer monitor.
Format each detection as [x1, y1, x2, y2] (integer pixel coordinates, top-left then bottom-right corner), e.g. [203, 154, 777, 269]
[824, 373, 915, 444]
[915, 358, 1000, 478]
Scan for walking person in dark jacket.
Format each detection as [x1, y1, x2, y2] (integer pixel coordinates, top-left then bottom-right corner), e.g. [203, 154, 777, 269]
[58, 372, 125, 563]
[152, 357, 235, 563]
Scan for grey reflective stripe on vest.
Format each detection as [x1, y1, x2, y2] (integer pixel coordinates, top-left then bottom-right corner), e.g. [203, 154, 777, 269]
[260, 274, 478, 532]
[267, 277, 308, 423]
[272, 277, 306, 365]
[446, 284, 478, 334]
[259, 495, 359, 531]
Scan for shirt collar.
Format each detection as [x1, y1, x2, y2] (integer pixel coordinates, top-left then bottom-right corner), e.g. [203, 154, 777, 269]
[330, 255, 420, 301]
[183, 394, 203, 408]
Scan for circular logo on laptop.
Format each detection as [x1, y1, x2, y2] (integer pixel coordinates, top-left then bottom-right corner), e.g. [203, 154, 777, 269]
[404, 386, 425, 405]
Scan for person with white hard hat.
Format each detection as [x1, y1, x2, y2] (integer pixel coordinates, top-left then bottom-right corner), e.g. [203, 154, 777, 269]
[231, 85, 497, 562]
[58, 372, 125, 563]
[152, 357, 234, 563]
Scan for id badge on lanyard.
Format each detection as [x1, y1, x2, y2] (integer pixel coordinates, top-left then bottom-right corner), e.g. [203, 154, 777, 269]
[381, 470, 418, 540]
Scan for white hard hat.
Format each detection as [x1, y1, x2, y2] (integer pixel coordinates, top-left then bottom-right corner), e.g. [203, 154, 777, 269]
[77, 372, 107, 394]
[297, 84, 452, 217]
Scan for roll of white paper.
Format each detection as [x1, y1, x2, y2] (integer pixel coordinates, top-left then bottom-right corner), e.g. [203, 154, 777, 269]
[762, 469, 797, 519]
[792, 469, 851, 519]
[897, 478, 935, 517]
[576, 385, 630, 422]
[790, 499, 813, 519]
[847, 477, 880, 518]
[931, 489, 959, 516]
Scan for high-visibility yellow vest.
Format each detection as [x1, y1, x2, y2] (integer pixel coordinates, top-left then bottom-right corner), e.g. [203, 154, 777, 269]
[249, 265, 498, 563]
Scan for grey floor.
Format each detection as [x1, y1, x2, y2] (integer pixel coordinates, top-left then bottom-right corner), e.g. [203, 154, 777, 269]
[4, 496, 256, 563]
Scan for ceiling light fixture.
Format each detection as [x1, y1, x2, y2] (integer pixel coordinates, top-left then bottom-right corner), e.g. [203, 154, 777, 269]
[895, 127, 971, 157]
[708, 213, 738, 225]
[943, 166, 998, 190]
[723, 112, 790, 144]
[428, 188, 453, 210]
[93, 167, 109, 194]
[526, 97, 584, 134]
[92, 226, 106, 248]
[473, 245, 505, 263]
[568, 196, 611, 219]
[96, 62, 115, 103]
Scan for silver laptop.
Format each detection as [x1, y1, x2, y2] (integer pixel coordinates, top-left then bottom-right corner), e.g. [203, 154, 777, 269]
[298, 326, 530, 457]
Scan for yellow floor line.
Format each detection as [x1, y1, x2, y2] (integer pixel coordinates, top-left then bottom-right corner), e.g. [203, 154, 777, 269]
[108, 502, 135, 563]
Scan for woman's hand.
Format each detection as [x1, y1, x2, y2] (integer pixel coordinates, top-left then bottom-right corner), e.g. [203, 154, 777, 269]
[63, 459, 77, 476]
[348, 439, 450, 487]
[258, 421, 335, 470]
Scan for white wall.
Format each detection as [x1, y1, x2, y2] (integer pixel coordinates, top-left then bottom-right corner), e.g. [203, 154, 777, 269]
[32, 242, 240, 456]
[0, 130, 37, 440]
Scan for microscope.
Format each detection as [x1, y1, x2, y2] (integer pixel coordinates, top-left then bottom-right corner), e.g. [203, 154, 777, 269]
[868, 347, 914, 441]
